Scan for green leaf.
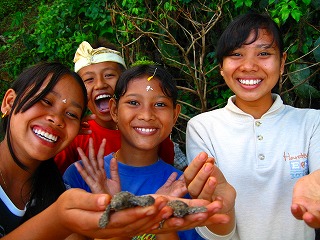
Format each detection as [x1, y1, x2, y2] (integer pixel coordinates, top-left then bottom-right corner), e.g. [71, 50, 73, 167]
[302, 0, 311, 5]
[294, 84, 320, 98]
[289, 63, 310, 86]
[291, 10, 302, 22]
[244, 0, 252, 7]
[281, 8, 290, 22]
[313, 37, 320, 62]
[289, 63, 320, 98]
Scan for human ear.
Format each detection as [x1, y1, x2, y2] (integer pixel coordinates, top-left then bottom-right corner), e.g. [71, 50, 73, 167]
[280, 52, 287, 75]
[219, 65, 224, 77]
[172, 104, 181, 124]
[109, 98, 118, 123]
[1, 89, 16, 116]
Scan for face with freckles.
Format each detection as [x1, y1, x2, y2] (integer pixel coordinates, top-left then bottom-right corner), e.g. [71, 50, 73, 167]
[110, 76, 180, 152]
[3, 75, 85, 165]
[220, 29, 286, 109]
[78, 62, 122, 129]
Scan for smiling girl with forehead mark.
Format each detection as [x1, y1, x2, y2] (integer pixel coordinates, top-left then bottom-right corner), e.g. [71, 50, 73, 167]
[0, 62, 88, 238]
[54, 39, 176, 175]
[64, 64, 234, 240]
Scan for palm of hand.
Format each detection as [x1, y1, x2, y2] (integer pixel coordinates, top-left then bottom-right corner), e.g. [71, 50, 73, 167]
[156, 172, 187, 197]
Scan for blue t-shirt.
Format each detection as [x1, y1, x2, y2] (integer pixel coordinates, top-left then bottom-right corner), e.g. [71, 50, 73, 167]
[63, 153, 205, 240]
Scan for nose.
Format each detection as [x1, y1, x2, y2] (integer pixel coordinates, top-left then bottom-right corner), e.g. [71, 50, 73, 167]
[46, 113, 65, 128]
[239, 57, 259, 72]
[137, 106, 156, 121]
[94, 75, 108, 89]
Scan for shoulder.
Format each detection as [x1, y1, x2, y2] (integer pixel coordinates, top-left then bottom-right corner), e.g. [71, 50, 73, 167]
[89, 120, 121, 137]
[157, 160, 183, 175]
[284, 105, 320, 122]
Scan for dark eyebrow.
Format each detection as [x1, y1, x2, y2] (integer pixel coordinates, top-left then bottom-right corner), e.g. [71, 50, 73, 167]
[256, 43, 275, 49]
[51, 90, 83, 110]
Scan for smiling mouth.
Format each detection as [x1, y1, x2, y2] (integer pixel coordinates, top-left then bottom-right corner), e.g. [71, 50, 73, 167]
[33, 128, 58, 143]
[95, 94, 111, 111]
[135, 127, 157, 133]
[238, 79, 262, 86]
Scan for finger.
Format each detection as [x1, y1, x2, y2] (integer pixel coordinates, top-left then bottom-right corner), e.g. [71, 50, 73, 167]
[302, 212, 320, 228]
[82, 114, 96, 122]
[97, 139, 107, 170]
[178, 174, 188, 185]
[187, 162, 214, 198]
[109, 158, 121, 186]
[291, 203, 306, 220]
[77, 146, 96, 178]
[184, 152, 208, 184]
[88, 138, 99, 171]
[197, 176, 217, 200]
[75, 162, 97, 188]
[163, 172, 178, 187]
[78, 115, 96, 135]
[62, 189, 111, 211]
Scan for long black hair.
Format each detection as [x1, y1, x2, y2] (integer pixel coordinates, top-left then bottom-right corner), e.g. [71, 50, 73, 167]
[1, 62, 88, 222]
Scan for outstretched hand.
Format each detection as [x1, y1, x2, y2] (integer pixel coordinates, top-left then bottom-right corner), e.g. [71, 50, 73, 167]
[184, 152, 236, 215]
[75, 138, 121, 196]
[291, 169, 320, 228]
[156, 172, 187, 197]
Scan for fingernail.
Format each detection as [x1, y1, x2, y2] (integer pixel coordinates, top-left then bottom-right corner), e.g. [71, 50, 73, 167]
[162, 212, 172, 219]
[97, 196, 107, 206]
[158, 201, 167, 210]
[151, 223, 160, 230]
[204, 163, 213, 172]
[145, 208, 155, 216]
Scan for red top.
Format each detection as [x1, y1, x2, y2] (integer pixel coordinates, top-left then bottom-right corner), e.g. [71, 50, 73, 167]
[54, 120, 174, 173]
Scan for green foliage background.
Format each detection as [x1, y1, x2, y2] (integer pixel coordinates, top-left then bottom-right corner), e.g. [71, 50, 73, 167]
[0, 0, 319, 147]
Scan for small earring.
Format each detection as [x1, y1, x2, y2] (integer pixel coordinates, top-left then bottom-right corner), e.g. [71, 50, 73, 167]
[1, 111, 8, 119]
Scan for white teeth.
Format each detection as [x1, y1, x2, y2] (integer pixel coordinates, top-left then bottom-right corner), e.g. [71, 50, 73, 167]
[95, 94, 111, 100]
[33, 129, 58, 142]
[136, 128, 156, 133]
[238, 79, 261, 85]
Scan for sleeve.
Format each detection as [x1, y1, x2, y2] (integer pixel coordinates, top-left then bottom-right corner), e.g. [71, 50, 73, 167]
[196, 226, 236, 240]
[158, 136, 174, 165]
[63, 162, 91, 192]
[309, 110, 320, 172]
[186, 117, 215, 164]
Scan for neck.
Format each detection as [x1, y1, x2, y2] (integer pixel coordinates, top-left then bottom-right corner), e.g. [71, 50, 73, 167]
[0, 141, 32, 209]
[234, 94, 274, 119]
[114, 148, 159, 166]
[95, 118, 118, 130]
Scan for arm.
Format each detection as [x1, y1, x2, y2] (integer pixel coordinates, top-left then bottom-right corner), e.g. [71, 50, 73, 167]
[184, 152, 236, 237]
[291, 169, 320, 228]
[2, 189, 173, 240]
[185, 120, 236, 237]
[291, 112, 320, 228]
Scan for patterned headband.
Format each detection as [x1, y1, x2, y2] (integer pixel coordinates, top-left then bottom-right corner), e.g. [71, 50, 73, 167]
[73, 41, 126, 72]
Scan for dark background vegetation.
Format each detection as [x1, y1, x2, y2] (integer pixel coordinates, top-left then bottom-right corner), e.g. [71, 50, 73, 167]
[0, 0, 319, 149]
